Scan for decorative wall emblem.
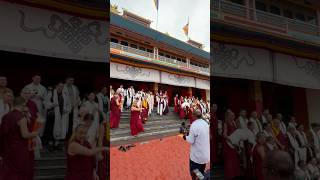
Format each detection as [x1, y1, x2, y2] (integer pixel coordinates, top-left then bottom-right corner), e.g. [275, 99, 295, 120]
[116, 65, 150, 79]
[19, 10, 106, 54]
[294, 56, 320, 82]
[168, 74, 190, 84]
[212, 43, 255, 70]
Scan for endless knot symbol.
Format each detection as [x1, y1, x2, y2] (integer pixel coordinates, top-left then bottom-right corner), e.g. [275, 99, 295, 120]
[19, 10, 106, 54]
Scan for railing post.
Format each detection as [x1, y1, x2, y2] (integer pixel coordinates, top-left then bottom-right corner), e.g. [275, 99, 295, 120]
[186, 58, 190, 68]
[153, 47, 158, 60]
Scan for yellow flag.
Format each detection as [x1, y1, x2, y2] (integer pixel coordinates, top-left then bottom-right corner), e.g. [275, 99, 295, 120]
[183, 20, 189, 36]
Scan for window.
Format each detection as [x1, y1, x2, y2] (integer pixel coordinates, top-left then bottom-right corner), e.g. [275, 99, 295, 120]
[177, 58, 181, 62]
[230, 0, 244, 5]
[121, 41, 128, 46]
[295, 13, 305, 21]
[147, 49, 153, 53]
[130, 44, 137, 49]
[270, 5, 281, 15]
[165, 54, 170, 58]
[139, 46, 145, 51]
[159, 52, 164, 56]
[283, 10, 293, 19]
[111, 38, 118, 43]
[256, 1, 267, 12]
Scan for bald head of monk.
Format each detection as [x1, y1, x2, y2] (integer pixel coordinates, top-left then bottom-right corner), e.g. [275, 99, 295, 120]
[264, 150, 294, 180]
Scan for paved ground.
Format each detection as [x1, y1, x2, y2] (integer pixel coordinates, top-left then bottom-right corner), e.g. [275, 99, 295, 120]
[110, 135, 209, 180]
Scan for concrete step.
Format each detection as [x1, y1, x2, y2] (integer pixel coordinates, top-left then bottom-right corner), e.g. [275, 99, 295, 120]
[34, 165, 66, 177]
[115, 119, 185, 130]
[111, 123, 182, 136]
[118, 116, 179, 123]
[34, 174, 65, 180]
[35, 157, 66, 167]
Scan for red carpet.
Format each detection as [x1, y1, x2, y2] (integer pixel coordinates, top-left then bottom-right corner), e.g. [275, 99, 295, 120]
[110, 135, 208, 180]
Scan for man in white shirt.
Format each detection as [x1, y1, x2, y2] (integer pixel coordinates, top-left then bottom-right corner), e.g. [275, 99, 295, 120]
[184, 109, 210, 179]
[261, 109, 270, 124]
[237, 109, 248, 129]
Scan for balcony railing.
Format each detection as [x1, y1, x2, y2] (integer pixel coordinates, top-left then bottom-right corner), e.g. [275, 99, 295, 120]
[110, 42, 210, 75]
[212, 0, 320, 37]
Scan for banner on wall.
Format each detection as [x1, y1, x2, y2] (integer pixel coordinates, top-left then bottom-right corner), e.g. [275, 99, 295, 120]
[160, 72, 196, 88]
[110, 62, 160, 82]
[195, 78, 210, 90]
[275, 53, 320, 89]
[0, 1, 107, 62]
[212, 42, 273, 82]
[212, 42, 320, 90]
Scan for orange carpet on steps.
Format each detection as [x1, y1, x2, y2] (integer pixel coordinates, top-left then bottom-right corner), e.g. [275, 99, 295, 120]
[110, 135, 209, 180]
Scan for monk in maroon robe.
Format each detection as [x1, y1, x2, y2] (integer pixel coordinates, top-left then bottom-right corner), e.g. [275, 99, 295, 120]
[253, 132, 267, 180]
[110, 94, 121, 129]
[66, 124, 107, 180]
[174, 95, 179, 113]
[130, 100, 144, 136]
[141, 97, 149, 123]
[179, 97, 185, 119]
[223, 111, 241, 180]
[0, 97, 39, 180]
[188, 106, 196, 124]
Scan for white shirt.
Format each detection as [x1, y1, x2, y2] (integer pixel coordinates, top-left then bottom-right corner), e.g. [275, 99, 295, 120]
[186, 118, 210, 164]
[229, 128, 256, 146]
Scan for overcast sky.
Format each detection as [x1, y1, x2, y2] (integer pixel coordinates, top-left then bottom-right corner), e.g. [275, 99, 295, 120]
[110, 0, 210, 52]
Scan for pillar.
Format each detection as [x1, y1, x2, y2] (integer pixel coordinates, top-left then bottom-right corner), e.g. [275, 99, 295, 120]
[153, 47, 158, 59]
[153, 82, 158, 94]
[188, 87, 192, 97]
[206, 90, 210, 102]
[246, 0, 255, 20]
[186, 58, 190, 67]
[249, 81, 263, 116]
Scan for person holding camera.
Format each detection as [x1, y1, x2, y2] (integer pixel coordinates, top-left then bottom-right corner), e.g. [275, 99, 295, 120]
[184, 109, 210, 179]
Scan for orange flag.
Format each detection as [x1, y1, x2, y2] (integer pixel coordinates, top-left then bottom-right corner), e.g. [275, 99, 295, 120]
[183, 19, 189, 36]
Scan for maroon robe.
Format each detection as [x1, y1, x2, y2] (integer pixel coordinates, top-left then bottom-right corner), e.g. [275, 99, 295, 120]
[141, 101, 149, 121]
[179, 102, 185, 119]
[110, 97, 121, 129]
[98, 123, 107, 180]
[253, 144, 265, 180]
[130, 109, 144, 136]
[188, 107, 195, 124]
[223, 122, 241, 180]
[0, 110, 29, 180]
[174, 97, 179, 113]
[65, 140, 96, 180]
[26, 99, 38, 180]
[244, 140, 254, 179]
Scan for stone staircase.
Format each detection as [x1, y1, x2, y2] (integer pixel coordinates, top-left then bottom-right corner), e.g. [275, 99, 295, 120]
[34, 145, 66, 180]
[111, 107, 187, 146]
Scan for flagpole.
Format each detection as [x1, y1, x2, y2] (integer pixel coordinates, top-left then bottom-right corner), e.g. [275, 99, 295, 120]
[187, 16, 189, 40]
[156, 9, 159, 30]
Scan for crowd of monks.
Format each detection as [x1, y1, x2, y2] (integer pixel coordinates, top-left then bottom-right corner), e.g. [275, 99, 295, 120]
[109, 85, 210, 137]
[0, 75, 109, 180]
[212, 105, 320, 180]
[173, 94, 210, 124]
